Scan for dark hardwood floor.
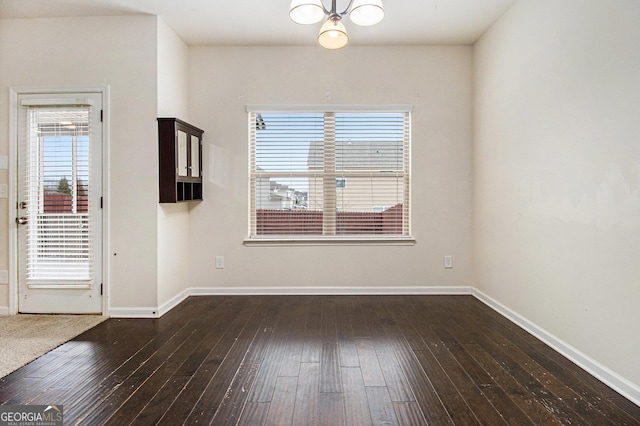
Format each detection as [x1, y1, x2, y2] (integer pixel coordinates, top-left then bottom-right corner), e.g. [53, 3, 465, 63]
[1, 295, 638, 425]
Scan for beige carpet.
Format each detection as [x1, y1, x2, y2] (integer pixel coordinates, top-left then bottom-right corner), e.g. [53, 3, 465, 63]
[0, 314, 108, 378]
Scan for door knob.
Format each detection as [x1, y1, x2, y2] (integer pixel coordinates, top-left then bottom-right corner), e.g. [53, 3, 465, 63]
[16, 216, 27, 225]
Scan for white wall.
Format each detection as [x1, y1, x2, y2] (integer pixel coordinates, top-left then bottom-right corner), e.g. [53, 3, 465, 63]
[157, 19, 189, 119]
[188, 46, 473, 290]
[474, 0, 640, 390]
[156, 18, 192, 307]
[0, 16, 160, 311]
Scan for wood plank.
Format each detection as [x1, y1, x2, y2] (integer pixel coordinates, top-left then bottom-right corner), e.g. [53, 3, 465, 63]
[291, 362, 320, 425]
[335, 296, 355, 340]
[348, 297, 371, 339]
[237, 401, 270, 425]
[462, 342, 564, 425]
[303, 295, 323, 333]
[383, 298, 429, 352]
[393, 401, 428, 425]
[318, 392, 346, 426]
[385, 298, 471, 425]
[462, 309, 615, 426]
[342, 367, 373, 425]
[405, 302, 511, 426]
[130, 375, 190, 425]
[366, 386, 399, 426]
[338, 339, 360, 367]
[501, 345, 616, 426]
[375, 345, 415, 402]
[161, 297, 263, 423]
[21, 341, 94, 380]
[457, 298, 626, 425]
[413, 349, 483, 425]
[277, 298, 309, 378]
[434, 302, 564, 425]
[247, 328, 290, 403]
[212, 299, 285, 426]
[278, 337, 304, 378]
[320, 340, 342, 393]
[248, 297, 307, 403]
[264, 376, 298, 425]
[320, 299, 342, 394]
[301, 334, 322, 364]
[512, 332, 640, 425]
[56, 321, 163, 422]
[0, 378, 40, 405]
[71, 318, 193, 424]
[355, 338, 386, 387]
[106, 323, 212, 424]
[358, 297, 388, 343]
[433, 326, 534, 425]
[185, 300, 267, 424]
[467, 325, 591, 425]
[380, 301, 454, 426]
[385, 334, 453, 426]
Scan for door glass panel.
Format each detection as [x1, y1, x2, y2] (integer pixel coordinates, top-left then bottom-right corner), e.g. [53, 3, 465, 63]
[191, 135, 200, 178]
[26, 107, 92, 282]
[177, 130, 188, 176]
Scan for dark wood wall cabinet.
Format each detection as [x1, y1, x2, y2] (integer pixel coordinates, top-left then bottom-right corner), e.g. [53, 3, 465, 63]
[158, 118, 204, 203]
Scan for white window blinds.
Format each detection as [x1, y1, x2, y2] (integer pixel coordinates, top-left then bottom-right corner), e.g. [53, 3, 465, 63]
[248, 108, 411, 238]
[24, 106, 94, 282]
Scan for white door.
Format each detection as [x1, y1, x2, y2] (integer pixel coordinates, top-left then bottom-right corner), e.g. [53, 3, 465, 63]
[16, 93, 103, 314]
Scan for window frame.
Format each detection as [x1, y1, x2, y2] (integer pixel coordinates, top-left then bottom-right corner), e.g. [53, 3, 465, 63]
[245, 105, 415, 246]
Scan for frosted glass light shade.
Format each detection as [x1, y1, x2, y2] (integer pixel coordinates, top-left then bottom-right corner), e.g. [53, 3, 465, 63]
[318, 19, 349, 49]
[349, 0, 384, 26]
[289, 0, 325, 24]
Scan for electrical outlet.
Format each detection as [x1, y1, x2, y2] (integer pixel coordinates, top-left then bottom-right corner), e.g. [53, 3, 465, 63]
[0, 184, 7, 199]
[215, 256, 224, 269]
[0, 270, 8, 284]
[444, 256, 453, 269]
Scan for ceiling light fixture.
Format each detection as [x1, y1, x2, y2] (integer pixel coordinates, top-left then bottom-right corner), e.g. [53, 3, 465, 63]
[289, 0, 384, 50]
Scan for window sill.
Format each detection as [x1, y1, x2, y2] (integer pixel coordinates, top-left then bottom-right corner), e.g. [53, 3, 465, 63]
[243, 236, 416, 247]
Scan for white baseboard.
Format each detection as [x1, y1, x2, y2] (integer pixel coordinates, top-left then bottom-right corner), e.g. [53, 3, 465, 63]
[471, 287, 640, 407]
[107, 289, 190, 318]
[0, 306, 9, 316]
[189, 285, 472, 296]
[108, 307, 161, 318]
[158, 289, 190, 317]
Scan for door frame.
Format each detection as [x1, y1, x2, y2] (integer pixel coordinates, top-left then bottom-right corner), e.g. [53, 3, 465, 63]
[9, 86, 110, 315]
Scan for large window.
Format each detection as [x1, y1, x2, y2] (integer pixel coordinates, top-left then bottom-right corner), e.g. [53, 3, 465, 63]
[248, 106, 411, 241]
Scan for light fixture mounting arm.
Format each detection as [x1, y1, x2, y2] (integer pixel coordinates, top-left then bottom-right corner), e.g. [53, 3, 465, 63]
[322, 0, 355, 21]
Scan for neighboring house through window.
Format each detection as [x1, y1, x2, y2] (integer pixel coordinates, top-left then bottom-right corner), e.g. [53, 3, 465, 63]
[247, 106, 411, 241]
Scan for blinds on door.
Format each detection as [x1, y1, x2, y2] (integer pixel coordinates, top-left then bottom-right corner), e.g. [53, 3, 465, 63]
[23, 104, 94, 283]
[248, 107, 411, 239]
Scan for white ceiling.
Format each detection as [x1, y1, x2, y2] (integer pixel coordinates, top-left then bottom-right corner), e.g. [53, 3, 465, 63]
[0, 0, 516, 46]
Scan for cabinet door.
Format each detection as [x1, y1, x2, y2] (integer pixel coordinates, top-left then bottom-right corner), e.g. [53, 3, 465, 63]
[190, 134, 200, 177]
[177, 129, 189, 177]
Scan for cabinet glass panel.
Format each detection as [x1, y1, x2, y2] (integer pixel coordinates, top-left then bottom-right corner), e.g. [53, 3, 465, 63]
[177, 130, 188, 176]
[191, 135, 200, 178]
